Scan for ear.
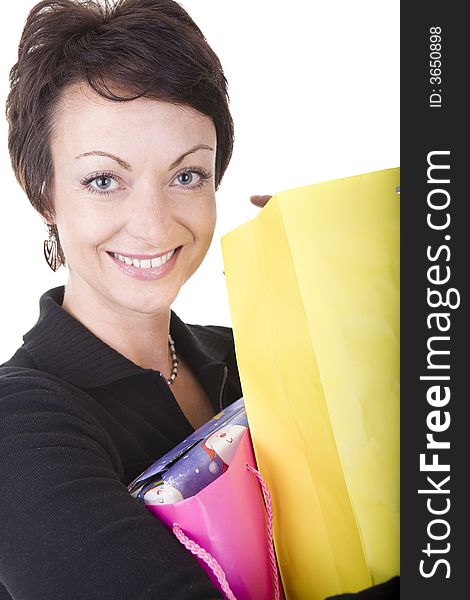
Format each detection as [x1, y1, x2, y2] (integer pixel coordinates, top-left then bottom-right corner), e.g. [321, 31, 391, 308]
[40, 203, 56, 227]
[39, 180, 56, 225]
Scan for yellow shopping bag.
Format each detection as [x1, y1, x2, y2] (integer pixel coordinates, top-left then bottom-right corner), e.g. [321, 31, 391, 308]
[221, 168, 400, 600]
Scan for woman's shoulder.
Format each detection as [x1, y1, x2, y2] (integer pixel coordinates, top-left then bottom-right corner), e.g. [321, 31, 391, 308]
[0, 361, 70, 394]
[0, 359, 104, 418]
[0, 361, 119, 469]
[170, 312, 237, 364]
[1, 344, 37, 369]
[1, 345, 73, 397]
[186, 322, 238, 371]
[0, 362, 92, 424]
[187, 322, 235, 345]
[0, 358, 108, 437]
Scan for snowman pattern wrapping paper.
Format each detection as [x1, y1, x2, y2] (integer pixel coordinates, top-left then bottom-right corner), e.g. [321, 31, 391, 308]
[128, 397, 248, 505]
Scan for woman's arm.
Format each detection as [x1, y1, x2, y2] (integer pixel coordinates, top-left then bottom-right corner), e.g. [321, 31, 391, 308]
[0, 367, 223, 600]
[326, 576, 400, 599]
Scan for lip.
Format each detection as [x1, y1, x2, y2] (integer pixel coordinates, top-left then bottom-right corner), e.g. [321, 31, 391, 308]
[107, 248, 176, 260]
[107, 247, 181, 281]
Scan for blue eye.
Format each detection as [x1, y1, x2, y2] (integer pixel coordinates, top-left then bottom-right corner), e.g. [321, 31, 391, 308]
[81, 171, 120, 196]
[173, 168, 212, 191]
[177, 171, 197, 185]
[93, 175, 113, 190]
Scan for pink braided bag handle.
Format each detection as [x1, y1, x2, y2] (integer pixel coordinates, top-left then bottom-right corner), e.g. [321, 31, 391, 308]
[173, 523, 237, 600]
[172, 465, 281, 600]
[246, 466, 281, 600]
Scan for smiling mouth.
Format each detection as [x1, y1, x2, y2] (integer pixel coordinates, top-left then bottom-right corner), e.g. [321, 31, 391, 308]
[110, 249, 178, 269]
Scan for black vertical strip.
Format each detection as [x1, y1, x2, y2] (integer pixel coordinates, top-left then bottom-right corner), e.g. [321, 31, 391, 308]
[401, 3, 466, 598]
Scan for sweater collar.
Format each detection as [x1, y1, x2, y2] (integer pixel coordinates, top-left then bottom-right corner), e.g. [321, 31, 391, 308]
[22, 286, 231, 389]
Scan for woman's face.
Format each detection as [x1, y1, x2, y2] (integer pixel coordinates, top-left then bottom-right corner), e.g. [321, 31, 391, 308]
[49, 83, 217, 317]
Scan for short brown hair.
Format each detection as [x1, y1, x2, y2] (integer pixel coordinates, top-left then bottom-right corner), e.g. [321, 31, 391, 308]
[6, 0, 234, 264]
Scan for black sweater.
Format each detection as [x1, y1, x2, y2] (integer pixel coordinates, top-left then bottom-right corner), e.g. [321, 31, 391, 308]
[0, 287, 242, 600]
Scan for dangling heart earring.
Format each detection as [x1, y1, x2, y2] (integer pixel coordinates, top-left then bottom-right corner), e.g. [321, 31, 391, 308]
[43, 227, 60, 272]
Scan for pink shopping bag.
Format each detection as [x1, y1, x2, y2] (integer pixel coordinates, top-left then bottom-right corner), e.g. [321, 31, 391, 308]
[146, 428, 282, 600]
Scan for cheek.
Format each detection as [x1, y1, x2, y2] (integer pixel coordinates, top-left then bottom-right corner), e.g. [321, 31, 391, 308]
[196, 200, 217, 239]
[177, 196, 216, 244]
[54, 205, 118, 257]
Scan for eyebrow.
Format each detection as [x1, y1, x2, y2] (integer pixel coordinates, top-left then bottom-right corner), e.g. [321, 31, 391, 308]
[74, 144, 214, 172]
[168, 144, 215, 170]
[75, 150, 132, 170]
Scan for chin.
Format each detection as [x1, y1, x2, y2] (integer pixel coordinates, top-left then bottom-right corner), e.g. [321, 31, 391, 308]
[113, 284, 181, 316]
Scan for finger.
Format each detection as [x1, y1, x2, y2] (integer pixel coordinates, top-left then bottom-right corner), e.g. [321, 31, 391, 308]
[250, 194, 272, 208]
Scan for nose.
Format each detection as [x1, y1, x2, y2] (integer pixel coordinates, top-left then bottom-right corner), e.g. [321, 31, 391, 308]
[126, 184, 174, 247]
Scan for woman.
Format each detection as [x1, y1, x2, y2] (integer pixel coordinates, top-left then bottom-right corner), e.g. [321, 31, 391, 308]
[0, 1, 244, 598]
[0, 1, 398, 598]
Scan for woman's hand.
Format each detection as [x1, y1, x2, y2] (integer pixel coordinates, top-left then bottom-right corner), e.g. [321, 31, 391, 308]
[250, 194, 272, 208]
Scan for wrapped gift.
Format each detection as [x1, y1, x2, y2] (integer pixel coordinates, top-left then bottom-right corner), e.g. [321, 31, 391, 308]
[129, 398, 248, 504]
[128, 398, 282, 600]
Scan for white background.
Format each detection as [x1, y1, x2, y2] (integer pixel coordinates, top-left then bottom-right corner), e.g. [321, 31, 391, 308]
[0, 0, 399, 362]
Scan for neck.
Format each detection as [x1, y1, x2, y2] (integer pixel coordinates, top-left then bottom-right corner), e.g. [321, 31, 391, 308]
[61, 279, 173, 374]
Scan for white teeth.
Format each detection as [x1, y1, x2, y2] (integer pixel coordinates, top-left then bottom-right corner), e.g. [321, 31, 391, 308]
[151, 256, 161, 268]
[113, 250, 176, 269]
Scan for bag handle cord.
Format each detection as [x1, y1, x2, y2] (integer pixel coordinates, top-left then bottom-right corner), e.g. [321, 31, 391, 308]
[172, 465, 281, 600]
